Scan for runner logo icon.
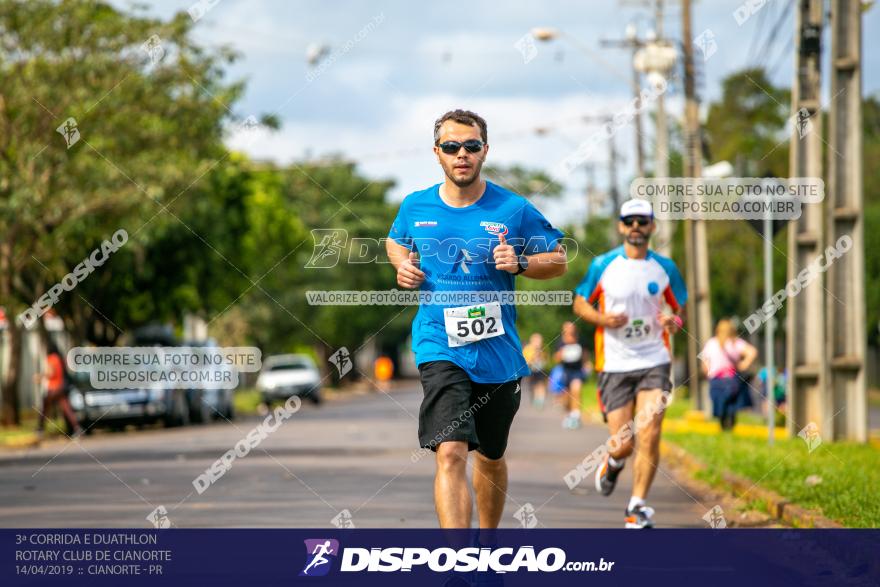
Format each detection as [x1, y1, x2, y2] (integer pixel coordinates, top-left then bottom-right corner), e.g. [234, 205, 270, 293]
[300, 538, 340, 577]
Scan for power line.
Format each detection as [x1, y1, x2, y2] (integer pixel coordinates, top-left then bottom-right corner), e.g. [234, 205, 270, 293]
[767, 28, 795, 78]
[746, 0, 772, 64]
[754, 0, 795, 69]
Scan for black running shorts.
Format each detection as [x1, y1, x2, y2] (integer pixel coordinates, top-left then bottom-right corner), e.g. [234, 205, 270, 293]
[417, 360, 521, 460]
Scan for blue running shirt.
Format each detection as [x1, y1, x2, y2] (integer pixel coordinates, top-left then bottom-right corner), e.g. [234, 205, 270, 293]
[388, 181, 564, 383]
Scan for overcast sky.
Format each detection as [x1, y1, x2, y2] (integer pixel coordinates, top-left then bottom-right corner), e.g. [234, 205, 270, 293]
[127, 1, 880, 226]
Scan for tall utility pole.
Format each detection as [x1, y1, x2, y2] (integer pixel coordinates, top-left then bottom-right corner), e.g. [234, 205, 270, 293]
[608, 130, 621, 213]
[584, 162, 599, 219]
[626, 1, 675, 255]
[600, 32, 646, 178]
[826, 0, 867, 441]
[652, 0, 672, 255]
[681, 0, 712, 411]
[580, 114, 622, 215]
[786, 0, 828, 440]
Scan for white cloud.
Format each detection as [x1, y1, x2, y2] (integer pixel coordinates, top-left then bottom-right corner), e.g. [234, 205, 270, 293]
[226, 90, 643, 226]
[134, 0, 880, 228]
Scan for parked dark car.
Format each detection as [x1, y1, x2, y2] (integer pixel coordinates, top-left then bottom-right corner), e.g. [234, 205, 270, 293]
[182, 339, 236, 422]
[67, 367, 190, 431]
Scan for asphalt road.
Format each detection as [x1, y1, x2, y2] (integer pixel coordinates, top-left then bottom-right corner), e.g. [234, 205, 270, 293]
[0, 382, 708, 529]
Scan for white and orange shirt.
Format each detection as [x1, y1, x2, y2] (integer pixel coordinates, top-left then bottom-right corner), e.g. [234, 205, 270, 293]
[574, 246, 687, 373]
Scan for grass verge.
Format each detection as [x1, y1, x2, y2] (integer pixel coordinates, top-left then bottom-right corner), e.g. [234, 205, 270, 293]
[574, 381, 876, 527]
[664, 430, 880, 527]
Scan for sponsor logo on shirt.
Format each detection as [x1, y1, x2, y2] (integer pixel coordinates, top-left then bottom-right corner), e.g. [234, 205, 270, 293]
[414, 220, 438, 227]
[480, 221, 508, 236]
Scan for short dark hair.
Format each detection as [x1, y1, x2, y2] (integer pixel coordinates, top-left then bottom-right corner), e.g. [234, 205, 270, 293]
[433, 109, 488, 145]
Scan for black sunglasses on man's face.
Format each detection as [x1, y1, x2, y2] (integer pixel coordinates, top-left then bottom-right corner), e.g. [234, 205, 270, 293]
[437, 139, 485, 155]
[621, 216, 652, 227]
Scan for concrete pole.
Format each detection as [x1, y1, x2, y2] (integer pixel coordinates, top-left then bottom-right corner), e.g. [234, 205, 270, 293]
[681, 0, 712, 412]
[826, 0, 867, 441]
[786, 0, 828, 440]
[653, 0, 673, 257]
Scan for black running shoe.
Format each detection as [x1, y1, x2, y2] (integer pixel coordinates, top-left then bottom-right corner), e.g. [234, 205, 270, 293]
[594, 454, 624, 496]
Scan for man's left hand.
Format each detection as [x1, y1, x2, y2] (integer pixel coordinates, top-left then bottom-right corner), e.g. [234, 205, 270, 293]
[493, 233, 519, 274]
[658, 312, 681, 335]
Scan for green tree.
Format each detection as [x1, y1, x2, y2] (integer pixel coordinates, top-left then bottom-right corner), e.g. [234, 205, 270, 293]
[862, 95, 880, 346]
[198, 160, 401, 379]
[0, 0, 243, 423]
[704, 68, 791, 176]
[58, 154, 306, 347]
[700, 68, 791, 329]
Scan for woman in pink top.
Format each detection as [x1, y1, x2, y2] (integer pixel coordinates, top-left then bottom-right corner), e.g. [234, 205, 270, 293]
[700, 319, 758, 430]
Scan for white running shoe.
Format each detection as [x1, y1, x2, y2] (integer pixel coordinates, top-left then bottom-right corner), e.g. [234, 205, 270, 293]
[624, 504, 655, 529]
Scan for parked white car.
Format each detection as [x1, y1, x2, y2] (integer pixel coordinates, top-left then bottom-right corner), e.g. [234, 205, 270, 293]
[256, 354, 322, 406]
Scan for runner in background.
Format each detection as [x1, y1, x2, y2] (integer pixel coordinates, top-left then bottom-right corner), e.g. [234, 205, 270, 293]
[522, 333, 548, 408]
[572, 199, 686, 529]
[554, 321, 591, 430]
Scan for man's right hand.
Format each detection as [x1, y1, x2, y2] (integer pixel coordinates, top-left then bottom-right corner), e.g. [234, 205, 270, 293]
[397, 251, 426, 289]
[600, 312, 628, 328]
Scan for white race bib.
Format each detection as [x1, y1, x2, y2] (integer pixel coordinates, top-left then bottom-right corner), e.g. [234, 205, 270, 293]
[621, 316, 653, 345]
[444, 302, 505, 348]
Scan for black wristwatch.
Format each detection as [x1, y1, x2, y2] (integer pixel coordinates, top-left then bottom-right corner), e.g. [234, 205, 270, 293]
[514, 255, 529, 275]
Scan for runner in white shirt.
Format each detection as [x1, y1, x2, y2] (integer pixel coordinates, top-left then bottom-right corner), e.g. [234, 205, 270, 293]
[572, 199, 687, 529]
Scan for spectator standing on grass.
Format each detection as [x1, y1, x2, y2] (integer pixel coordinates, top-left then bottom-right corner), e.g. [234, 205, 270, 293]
[700, 319, 758, 430]
[758, 366, 786, 417]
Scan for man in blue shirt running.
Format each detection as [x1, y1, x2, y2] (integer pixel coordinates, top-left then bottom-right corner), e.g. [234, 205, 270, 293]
[386, 109, 567, 529]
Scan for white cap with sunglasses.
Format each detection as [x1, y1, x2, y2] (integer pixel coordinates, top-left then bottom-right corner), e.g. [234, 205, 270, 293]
[619, 199, 654, 220]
